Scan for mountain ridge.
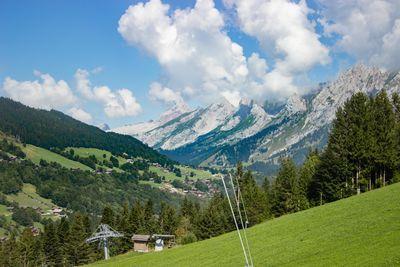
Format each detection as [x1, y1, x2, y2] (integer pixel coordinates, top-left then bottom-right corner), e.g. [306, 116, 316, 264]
[113, 64, 400, 172]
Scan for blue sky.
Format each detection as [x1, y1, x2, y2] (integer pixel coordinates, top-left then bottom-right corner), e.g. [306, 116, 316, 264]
[0, 0, 398, 128]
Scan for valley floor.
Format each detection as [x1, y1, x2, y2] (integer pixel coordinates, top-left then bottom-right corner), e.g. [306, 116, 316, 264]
[90, 183, 400, 266]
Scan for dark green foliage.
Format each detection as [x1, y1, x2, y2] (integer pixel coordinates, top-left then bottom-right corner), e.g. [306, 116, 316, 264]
[11, 207, 41, 227]
[0, 159, 182, 215]
[0, 162, 23, 194]
[310, 91, 400, 204]
[159, 202, 179, 235]
[18, 228, 44, 266]
[172, 179, 190, 190]
[195, 194, 233, 239]
[237, 167, 270, 225]
[43, 222, 63, 265]
[194, 179, 208, 192]
[0, 97, 174, 166]
[66, 213, 95, 265]
[271, 158, 300, 216]
[0, 138, 26, 158]
[101, 206, 114, 226]
[110, 156, 119, 168]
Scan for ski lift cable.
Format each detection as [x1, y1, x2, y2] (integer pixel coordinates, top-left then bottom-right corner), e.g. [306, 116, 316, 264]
[229, 174, 254, 267]
[235, 173, 250, 227]
[221, 174, 250, 267]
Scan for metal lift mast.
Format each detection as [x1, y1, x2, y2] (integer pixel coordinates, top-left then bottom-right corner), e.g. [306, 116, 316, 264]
[86, 224, 123, 260]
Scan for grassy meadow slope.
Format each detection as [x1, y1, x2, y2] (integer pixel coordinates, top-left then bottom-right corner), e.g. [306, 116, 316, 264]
[21, 144, 93, 171]
[91, 183, 400, 267]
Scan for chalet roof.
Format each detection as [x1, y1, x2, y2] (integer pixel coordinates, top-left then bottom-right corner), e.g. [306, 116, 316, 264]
[132, 234, 151, 242]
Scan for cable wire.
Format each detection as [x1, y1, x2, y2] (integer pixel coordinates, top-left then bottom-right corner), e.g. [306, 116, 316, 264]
[229, 174, 254, 267]
[221, 174, 249, 267]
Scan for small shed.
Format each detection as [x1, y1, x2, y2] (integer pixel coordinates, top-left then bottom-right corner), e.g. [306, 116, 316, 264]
[132, 234, 151, 252]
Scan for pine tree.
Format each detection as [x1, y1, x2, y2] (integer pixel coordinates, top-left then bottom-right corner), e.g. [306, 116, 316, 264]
[101, 205, 114, 226]
[159, 202, 179, 234]
[43, 222, 63, 266]
[195, 194, 232, 239]
[142, 199, 157, 234]
[271, 158, 300, 216]
[0, 234, 20, 266]
[18, 228, 44, 266]
[371, 90, 397, 186]
[239, 171, 270, 225]
[57, 217, 70, 265]
[343, 92, 372, 192]
[128, 201, 144, 234]
[109, 202, 131, 255]
[298, 151, 319, 208]
[66, 213, 94, 265]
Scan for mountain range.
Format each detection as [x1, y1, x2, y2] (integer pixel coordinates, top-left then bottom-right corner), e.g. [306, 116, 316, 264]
[113, 65, 400, 174]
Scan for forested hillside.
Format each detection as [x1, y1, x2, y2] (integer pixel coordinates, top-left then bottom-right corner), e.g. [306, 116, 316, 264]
[0, 97, 172, 166]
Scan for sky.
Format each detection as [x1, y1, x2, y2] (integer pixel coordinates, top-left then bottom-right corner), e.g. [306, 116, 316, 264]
[0, 0, 399, 128]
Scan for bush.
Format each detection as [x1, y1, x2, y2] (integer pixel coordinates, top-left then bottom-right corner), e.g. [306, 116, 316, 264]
[180, 232, 197, 245]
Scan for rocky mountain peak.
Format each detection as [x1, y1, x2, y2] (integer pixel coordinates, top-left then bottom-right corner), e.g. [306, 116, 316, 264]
[285, 93, 307, 114]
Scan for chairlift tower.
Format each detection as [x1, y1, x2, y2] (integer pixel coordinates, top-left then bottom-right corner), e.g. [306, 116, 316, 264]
[86, 224, 123, 260]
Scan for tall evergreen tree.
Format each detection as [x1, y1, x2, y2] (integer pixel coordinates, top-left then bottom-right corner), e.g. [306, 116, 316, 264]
[66, 213, 94, 265]
[371, 90, 397, 186]
[18, 228, 44, 267]
[159, 202, 179, 234]
[43, 222, 63, 266]
[128, 201, 144, 234]
[271, 158, 300, 216]
[239, 170, 270, 225]
[141, 199, 157, 234]
[100, 206, 114, 226]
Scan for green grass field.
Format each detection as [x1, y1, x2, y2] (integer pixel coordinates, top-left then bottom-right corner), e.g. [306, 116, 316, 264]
[6, 183, 57, 211]
[21, 144, 92, 171]
[90, 183, 400, 267]
[68, 147, 127, 164]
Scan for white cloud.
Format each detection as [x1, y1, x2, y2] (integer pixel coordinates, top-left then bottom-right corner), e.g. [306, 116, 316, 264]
[118, 0, 331, 105]
[318, 0, 400, 69]
[2, 71, 76, 110]
[93, 86, 142, 118]
[227, 0, 330, 96]
[118, 0, 256, 105]
[74, 69, 142, 118]
[75, 68, 93, 99]
[149, 82, 186, 107]
[221, 90, 241, 107]
[68, 107, 93, 124]
[247, 53, 268, 80]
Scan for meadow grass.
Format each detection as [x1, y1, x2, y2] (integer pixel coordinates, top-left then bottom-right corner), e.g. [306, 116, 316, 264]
[90, 183, 400, 267]
[21, 144, 92, 171]
[68, 147, 127, 164]
[6, 183, 56, 211]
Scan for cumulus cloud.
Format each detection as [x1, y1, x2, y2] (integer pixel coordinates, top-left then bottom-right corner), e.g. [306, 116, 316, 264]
[68, 107, 93, 124]
[75, 68, 93, 99]
[149, 82, 186, 107]
[318, 0, 400, 69]
[118, 0, 331, 104]
[74, 69, 142, 118]
[227, 0, 330, 95]
[118, 0, 258, 104]
[2, 71, 77, 110]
